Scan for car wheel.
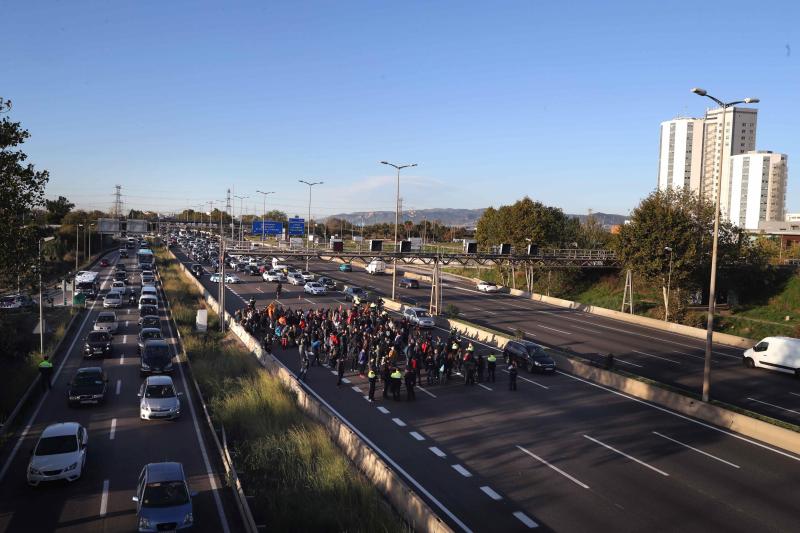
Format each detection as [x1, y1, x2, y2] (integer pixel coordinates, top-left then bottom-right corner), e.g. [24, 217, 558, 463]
[744, 357, 755, 368]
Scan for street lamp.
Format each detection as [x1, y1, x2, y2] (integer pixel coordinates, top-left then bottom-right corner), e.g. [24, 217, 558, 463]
[39, 236, 55, 354]
[691, 87, 759, 402]
[75, 224, 83, 271]
[381, 161, 418, 300]
[664, 246, 674, 323]
[233, 195, 249, 244]
[256, 190, 275, 242]
[299, 180, 323, 271]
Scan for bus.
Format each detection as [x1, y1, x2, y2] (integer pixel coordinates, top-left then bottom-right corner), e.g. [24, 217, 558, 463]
[75, 270, 100, 299]
[137, 248, 155, 270]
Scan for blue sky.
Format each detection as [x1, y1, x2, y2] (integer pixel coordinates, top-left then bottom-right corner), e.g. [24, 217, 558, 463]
[3, 0, 798, 219]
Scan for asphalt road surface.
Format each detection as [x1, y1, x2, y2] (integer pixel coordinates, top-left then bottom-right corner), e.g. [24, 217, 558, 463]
[0, 250, 236, 533]
[175, 247, 800, 532]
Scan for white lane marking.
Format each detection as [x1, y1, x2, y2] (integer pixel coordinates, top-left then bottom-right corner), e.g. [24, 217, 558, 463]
[122, 334, 128, 344]
[500, 369, 550, 389]
[478, 383, 493, 391]
[632, 350, 681, 364]
[558, 370, 800, 463]
[513, 511, 539, 529]
[304, 298, 316, 305]
[452, 464, 472, 477]
[410, 431, 425, 441]
[652, 431, 740, 469]
[583, 435, 668, 476]
[331, 370, 337, 375]
[480, 486, 502, 501]
[109, 418, 117, 440]
[351, 386, 362, 393]
[788, 392, 800, 398]
[341, 377, 351, 384]
[256, 287, 263, 293]
[119, 351, 125, 365]
[377, 406, 390, 414]
[392, 418, 407, 427]
[429, 446, 447, 458]
[115, 379, 121, 395]
[100, 479, 109, 517]
[614, 358, 644, 368]
[363, 395, 370, 401]
[417, 385, 438, 398]
[746, 397, 800, 416]
[125, 320, 129, 328]
[532, 324, 572, 335]
[516, 445, 590, 489]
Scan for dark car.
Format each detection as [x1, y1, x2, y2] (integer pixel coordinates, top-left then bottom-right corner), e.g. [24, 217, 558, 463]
[99, 258, 110, 267]
[139, 315, 161, 330]
[139, 305, 159, 319]
[114, 271, 127, 282]
[246, 265, 261, 276]
[234, 262, 247, 272]
[503, 340, 556, 373]
[343, 286, 368, 302]
[84, 331, 113, 358]
[398, 277, 419, 288]
[317, 277, 336, 290]
[141, 339, 173, 375]
[119, 249, 128, 258]
[138, 328, 164, 354]
[190, 264, 204, 277]
[114, 263, 127, 273]
[67, 367, 108, 407]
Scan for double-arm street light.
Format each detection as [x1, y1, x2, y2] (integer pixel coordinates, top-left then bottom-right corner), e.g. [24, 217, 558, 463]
[233, 195, 249, 243]
[299, 180, 323, 270]
[691, 87, 759, 402]
[39, 236, 55, 354]
[380, 161, 417, 300]
[256, 190, 276, 242]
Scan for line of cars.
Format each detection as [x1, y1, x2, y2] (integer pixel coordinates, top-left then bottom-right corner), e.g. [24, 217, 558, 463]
[28, 248, 198, 532]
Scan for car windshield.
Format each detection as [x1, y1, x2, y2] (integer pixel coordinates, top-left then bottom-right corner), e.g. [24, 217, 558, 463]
[145, 384, 175, 398]
[143, 331, 162, 341]
[36, 435, 78, 456]
[526, 346, 548, 358]
[74, 373, 103, 386]
[87, 332, 108, 342]
[145, 345, 170, 359]
[97, 315, 114, 323]
[416, 311, 430, 318]
[142, 481, 189, 508]
[0, 296, 18, 305]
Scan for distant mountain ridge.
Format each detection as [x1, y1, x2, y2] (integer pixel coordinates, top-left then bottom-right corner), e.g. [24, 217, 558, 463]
[326, 208, 627, 228]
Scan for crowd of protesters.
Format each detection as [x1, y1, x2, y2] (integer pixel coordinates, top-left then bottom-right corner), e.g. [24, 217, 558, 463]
[233, 298, 519, 400]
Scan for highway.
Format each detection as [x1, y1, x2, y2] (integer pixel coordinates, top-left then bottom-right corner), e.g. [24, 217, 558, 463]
[0, 250, 236, 533]
[174, 245, 800, 532]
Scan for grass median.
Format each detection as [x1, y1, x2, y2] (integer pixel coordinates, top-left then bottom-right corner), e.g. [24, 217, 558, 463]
[155, 248, 403, 532]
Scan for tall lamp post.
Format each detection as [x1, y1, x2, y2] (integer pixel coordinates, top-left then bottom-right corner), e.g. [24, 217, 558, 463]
[664, 246, 674, 322]
[691, 87, 759, 402]
[39, 236, 55, 354]
[75, 224, 83, 271]
[380, 161, 417, 300]
[233, 195, 249, 244]
[256, 190, 275, 242]
[299, 180, 323, 271]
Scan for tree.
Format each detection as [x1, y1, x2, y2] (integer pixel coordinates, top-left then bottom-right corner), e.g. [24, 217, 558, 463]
[0, 98, 50, 290]
[45, 195, 74, 224]
[476, 197, 575, 251]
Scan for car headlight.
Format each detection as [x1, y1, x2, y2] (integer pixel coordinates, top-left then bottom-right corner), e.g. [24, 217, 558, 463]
[29, 466, 41, 475]
[183, 512, 193, 525]
[66, 462, 78, 471]
[69, 394, 80, 401]
[92, 393, 104, 399]
[534, 361, 542, 366]
[141, 362, 151, 370]
[138, 517, 151, 529]
[105, 343, 112, 349]
[165, 361, 173, 369]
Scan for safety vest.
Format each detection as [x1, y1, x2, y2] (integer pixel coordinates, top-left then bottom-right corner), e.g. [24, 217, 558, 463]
[390, 370, 402, 379]
[368, 370, 376, 379]
[487, 354, 497, 363]
[467, 344, 474, 352]
[39, 360, 53, 369]
[451, 342, 459, 350]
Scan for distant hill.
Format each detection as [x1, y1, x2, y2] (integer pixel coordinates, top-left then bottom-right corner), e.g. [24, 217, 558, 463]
[326, 208, 627, 228]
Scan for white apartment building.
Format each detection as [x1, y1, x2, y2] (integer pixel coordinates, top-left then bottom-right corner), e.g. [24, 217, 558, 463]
[728, 151, 788, 229]
[657, 117, 705, 194]
[701, 106, 758, 215]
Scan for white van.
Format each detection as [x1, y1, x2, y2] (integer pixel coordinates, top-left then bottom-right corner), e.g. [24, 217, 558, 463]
[743, 337, 800, 376]
[365, 259, 386, 275]
[141, 286, 158, 298]
[138, 294, 158, 310]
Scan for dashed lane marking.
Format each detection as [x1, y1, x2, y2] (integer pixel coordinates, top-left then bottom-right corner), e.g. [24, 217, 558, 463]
[115, 379, 121, 395]
[100, 479, 109, 517]
[500, 369, 550, 389]
[583, 434, 668, 476]
[341, 378, 351, 384]
[392, 418, 407, 427]
[746, 397, 800, 416]
[417, 385, 437, 398]
[351, 386, 362, 393]
[631, 350, 681, 364]
[531, 324, 572, 335]
[614, 358, 643, 368]
[377, 406, 390, 414]
[652, 431, 740, 469]
[109, 418, 117, 440]
[429, 446, 446, 458]
[410, 431, 425, 441]
[451, 464, 472, 477]
[512, 511, 539, 529]
[480, 486, 502, 501]
[478, 383, 493, 391]
[516, 445, 590, 489]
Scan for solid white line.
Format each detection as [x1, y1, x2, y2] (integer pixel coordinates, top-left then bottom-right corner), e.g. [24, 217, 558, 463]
[632, 350, 681, 364]
[410, 431, 425, 441]
[500, 369, 550, 389]
[788, 392, 800, 398]
[583, 434, 668, 476]
[392, 418, 407, 427]
[533, 324, 572, 335]
[516, 445, 590, 489]
[557, 371, 800, 463]
[512, 511, 539, 529]
[115, 379, 121, 395]
[342, 377, 351, 384]
[377, 406, 390, 414]
[746, 397, 800, 416]
[429, 446, 447, 458]
[478, 383, 493, 391]
[452, 464, 472, 477]
[480, 486, 502, 500]
[417, 385, 438, 398]
[351, 386, 362, 393]
[652, 431, 740, 469]
[109, 418, 117, 440]
[100, 479, 109, 517]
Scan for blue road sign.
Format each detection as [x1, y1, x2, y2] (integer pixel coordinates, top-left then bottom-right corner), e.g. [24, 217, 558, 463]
[288, 217, 305, 236]
[252, 220, 284, 235]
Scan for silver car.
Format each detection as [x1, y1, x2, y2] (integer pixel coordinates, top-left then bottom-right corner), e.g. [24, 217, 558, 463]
[133, 462, 195, 531]
[138, 375, 181, 420]
[103, 291, 123, 309]
[93, 311, 119, 334]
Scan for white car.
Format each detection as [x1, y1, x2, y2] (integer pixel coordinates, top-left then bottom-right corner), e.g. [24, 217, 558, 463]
[477, 281, 501, 293]
[304, 282, 327, 295]
[27, 422, 88, 486]
[262, 270, 286, 282]
[111, 280, 128, 294]
[300, 271, 314, 281]
[209, 273, 240, 283]
[93, 311, 119, 334]
[103, 291, 123, 308]
[138, 375, 182, 420]
[287, 273, 305, 286]
[403, 307, 436, 328]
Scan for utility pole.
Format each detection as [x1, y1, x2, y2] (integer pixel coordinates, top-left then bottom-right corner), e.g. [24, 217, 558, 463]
[226, 188, 233, 240]
[299, 180, 323, 271]
[234, 195, 249, 244]
[256, 190, 275, 242]
[380, 161, 418, 301]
